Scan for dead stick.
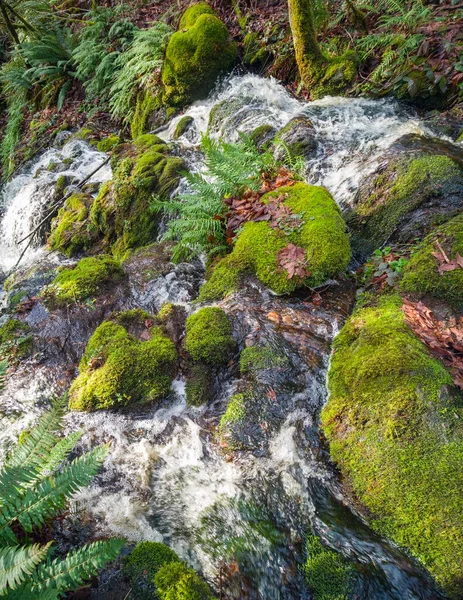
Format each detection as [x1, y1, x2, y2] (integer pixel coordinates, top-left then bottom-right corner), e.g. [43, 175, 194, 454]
[435, 239, 450, 263]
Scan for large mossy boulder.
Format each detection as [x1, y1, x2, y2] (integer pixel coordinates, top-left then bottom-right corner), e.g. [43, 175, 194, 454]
[48, 135, 184, 258]
[199, 183, 351, 301]
[321, 294, 463, 597]
[162, 3, 237, 108]
[348, 149, 463, 257]
[69, 315, 177, 411]
[400, 213, 463, 308]
[185, 307, 235, 365]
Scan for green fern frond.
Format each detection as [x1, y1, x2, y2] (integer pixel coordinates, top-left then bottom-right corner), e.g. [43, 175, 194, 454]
[0, 360, 7, 391]
[0, 542, 51, 594]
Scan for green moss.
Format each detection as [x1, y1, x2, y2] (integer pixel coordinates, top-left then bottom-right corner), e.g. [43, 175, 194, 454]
[0, 319, 32, 362]
[199, 183, 351, 299]
[185, 363, 213, 406]
[312, 52, 357, 98]
[249, 124, 276, 149]
[158, 302, 175, 322]
[131, 90, 162, 139]
[48, 193, 99, 257]
[40, 255, 123, 307]
[97, 135, 121, 153]
[303, 534, 355, 600]
[54, 175, 67, 197]
[162, 4, 237, 108]
[124, 541, 181, 600]
[72, 127, 98, 145]
[185, 307, 235, 365]
[321, 294, 463, 597]
[239, 345, 288, 374]
[173, 116, 194, 139]
[154, 561, 216, 600]
[400, 213, 463, 307]
[219, 392, 246, 431]
[352, 154, 462, 251]
[69, 319, 177, 411]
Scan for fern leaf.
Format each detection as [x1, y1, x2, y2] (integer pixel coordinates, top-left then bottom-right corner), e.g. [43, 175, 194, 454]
[0, 542, 51, 594]
[0, 360, 7, 391]
[33, 538, 124, 594]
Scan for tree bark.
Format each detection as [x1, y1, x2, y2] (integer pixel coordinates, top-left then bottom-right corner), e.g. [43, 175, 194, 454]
[287, 0, 324, 85]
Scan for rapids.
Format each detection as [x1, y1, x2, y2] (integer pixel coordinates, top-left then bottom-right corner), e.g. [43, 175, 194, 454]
[0, 74, 456, 599]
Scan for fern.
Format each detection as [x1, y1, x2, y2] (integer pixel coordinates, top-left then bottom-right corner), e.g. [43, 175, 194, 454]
[0, 400, 123, 596]
[155, 134, 277, 262]
[0, 360, 7, 392]
[109, 22, 172, 124]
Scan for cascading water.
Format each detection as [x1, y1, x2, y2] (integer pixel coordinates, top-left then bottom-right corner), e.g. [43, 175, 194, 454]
[0, 74, 455, 599]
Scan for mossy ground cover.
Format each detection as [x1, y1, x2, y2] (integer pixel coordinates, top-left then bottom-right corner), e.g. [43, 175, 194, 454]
[321, 293, 463, 597]
[162, 3, 237, 108]
[48, 193, 99, 257]
[40, 255, 123, 307]
[401, 213, 463, 308]
[0, 319, 32, 362]
[154, 561, 217, 600]
[199, 183, 351, 300]
[69, 316, 177, 411]
[185, 307, 235, 365]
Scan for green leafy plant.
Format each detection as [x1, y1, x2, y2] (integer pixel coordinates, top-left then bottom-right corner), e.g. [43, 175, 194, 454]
[0, 360, 7, 391]
[153, 134, 276, 262]
[0, 398, 124, 598]
[109, 22, 172, 125]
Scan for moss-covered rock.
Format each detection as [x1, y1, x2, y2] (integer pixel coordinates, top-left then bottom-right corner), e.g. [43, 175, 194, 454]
[321, 294, 463, 597]
[48, 193, 99, 257]
[185, 307, 234, 365]
[124, 541, 181, 600]
[239, 345, 288, 375]
[218, 392, 248, 449]
[97, 135, 121, 153]
[162, 3, 237, 108]
[173, 116, 194, 139]
[274, 116, 317, 160]
[349, 152, 463, 256]
[90, 134, 184, 257]
[154, 560, 217, 600]
[400, 213, 463, 308]
[40, 255, 123, 307]
[249, 124, 277, 150]
[131, 90, 165, 139]
[69, 317, 177, 411]
[185, 363, 213, 406]
[0, 319, 32, 362]
[199, 183, 351, 300]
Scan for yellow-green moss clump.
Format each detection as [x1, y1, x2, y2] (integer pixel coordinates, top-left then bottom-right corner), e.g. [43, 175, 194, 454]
[40, 255, 123, 307]
[48, 135, 184, 258]
[154, 561, 217, 600]
[199, 183, 350, 301]
[321, 294, 463, 597]
[185, 307, 234, 365]
[162, 3, 237, 108]
[350, 154, 463, 253]
[239, 345, 288, 375]
[69, 318, 177, 411]
[97, 135, 121, 153]
[401, 213, 463, 308]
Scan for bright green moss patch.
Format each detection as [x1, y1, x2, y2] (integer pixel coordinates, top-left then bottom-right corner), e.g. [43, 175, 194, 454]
[199, 183, 350, 299]
[185, 307, 234, 365]
[0, 319, 32, 362]
[400, 213, 463, 307]
[48, 193, 99, 257]
[303, 534, 355, 600]
[154, 560, 217, 600]
[69, 319, 177, 411]
[124, 541, 181, 600]
[173, 116, 194, 139]
[97, 135, 121, 153]
[351, 154, 463, 251]
[239, 345, 288, 374]
[321, 294, 463, 597]
[162, 3, 237, 108]
[40, 255, 123, 307]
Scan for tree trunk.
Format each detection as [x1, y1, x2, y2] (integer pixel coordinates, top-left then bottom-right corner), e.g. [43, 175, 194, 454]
[287, 0, 324, 86]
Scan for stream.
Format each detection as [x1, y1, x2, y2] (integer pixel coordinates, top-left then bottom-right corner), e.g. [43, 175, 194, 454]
[0, 74, 455, 599]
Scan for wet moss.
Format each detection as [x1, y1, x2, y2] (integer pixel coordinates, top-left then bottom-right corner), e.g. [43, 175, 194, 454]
[185, 307, 235, 365]
[173, 116, 194, 139]
[351, 154, 463, 252]
[97, 135, 121, 153]
[321, 294, 463, 597]
[0, 319, 32, 362]
[400, 213, 463, 307]
[154, 561, 217, 600]
[124, 541, 181, 600]
[249, 124, 276, 149]
[199, 183, 351, 299]
[48, 193, 99, 257]
[312, 52, 357, 98]
[40, 255, 123, 307]
[239, 345, 288, 374]
[185, 363, 213, 406]
[304, 534, 355, 600]
[218, 392, 248, 450]
[162, 3, 237, 108]
[69, 319, 177, 411]
[131, 90, 162, 139]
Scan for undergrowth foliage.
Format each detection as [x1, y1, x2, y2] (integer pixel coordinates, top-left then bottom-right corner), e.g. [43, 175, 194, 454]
[0, 398, 124, 598]
[153, 134, 277, 262]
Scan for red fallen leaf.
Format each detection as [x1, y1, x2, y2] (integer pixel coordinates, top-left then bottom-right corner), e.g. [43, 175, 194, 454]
[266, 388, 277, 402]
[278, 243, 310, 280]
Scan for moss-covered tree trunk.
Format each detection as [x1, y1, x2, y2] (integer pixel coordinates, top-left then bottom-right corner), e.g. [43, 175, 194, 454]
[287, 0, 324, 86]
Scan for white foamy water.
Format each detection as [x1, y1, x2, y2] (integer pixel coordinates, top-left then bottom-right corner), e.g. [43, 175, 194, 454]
[0, 137, 111, 273]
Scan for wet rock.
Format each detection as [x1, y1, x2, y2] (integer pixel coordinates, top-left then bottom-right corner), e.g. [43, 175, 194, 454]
[273, 115, 317, 160]
[347, 134, 463, 259]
